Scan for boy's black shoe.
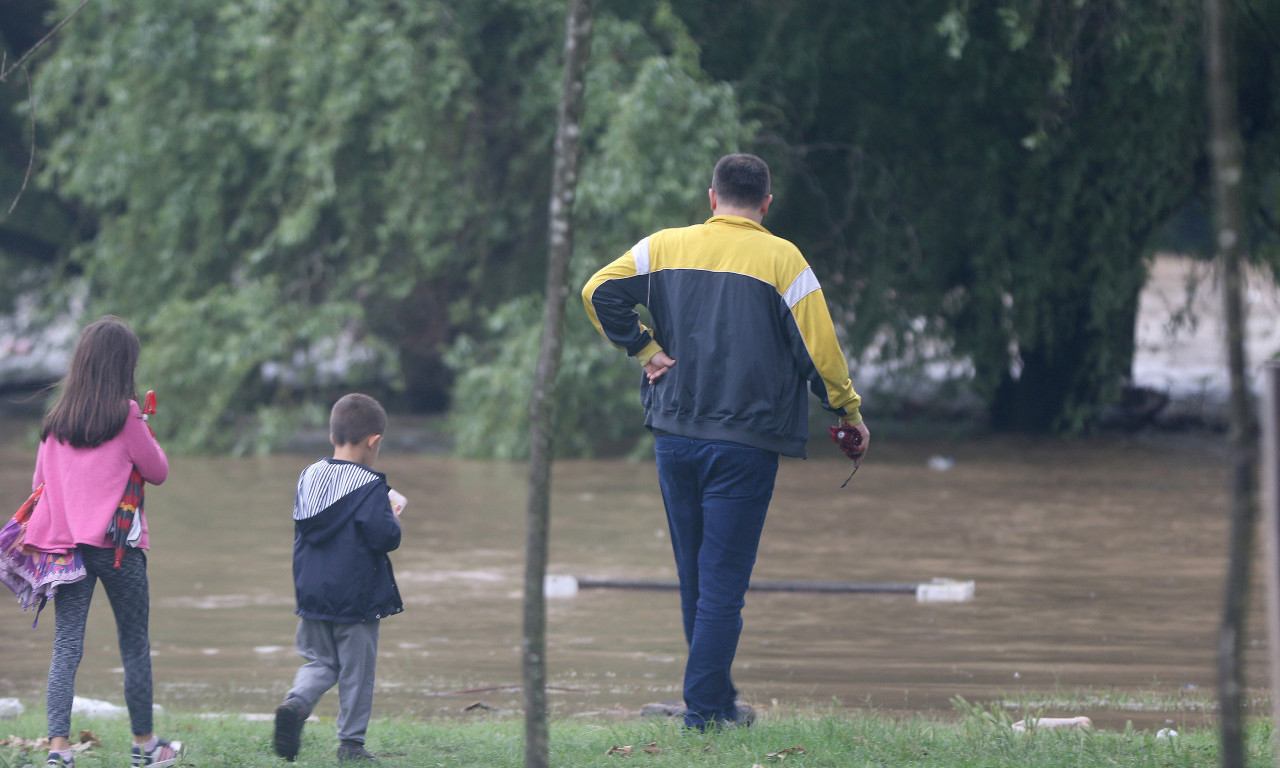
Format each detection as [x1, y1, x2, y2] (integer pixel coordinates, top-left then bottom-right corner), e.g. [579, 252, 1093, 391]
[337, 743, 377, 762]
[273, 702, 305, 761]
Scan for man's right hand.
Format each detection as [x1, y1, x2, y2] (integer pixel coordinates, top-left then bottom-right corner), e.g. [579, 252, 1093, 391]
[833, 420, 870, 461]
[644, 350, 676, 384]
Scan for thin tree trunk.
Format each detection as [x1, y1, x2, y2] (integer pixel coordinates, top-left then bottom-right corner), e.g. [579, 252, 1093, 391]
[523, 2, 592, 767]
[1204, 0, 1257, 765]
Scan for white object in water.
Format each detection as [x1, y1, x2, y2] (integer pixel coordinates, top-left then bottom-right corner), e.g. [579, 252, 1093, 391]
[927, 455, 955, 471]
[0, 698, 24, 718]
[544, 574, 579, 598]
[1012, 715, 1092, 732]
[916, 578, 975, 603]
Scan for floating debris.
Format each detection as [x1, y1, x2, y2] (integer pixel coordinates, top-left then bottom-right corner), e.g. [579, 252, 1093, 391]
[1012, 715, 1092, 732]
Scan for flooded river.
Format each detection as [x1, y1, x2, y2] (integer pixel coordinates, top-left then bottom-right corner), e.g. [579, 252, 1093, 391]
[0, 426, 1267, 730]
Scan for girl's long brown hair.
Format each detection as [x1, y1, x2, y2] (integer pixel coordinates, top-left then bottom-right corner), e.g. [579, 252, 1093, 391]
[41, 315, 141, 448]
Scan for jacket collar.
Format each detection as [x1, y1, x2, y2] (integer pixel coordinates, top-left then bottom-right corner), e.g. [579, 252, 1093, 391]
[705, 214, 770, 234]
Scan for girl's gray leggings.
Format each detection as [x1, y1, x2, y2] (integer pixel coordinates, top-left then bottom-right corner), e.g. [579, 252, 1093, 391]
[47, 545, 153, 739]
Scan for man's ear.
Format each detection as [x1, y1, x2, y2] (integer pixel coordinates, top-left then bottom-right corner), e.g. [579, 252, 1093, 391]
[367, 433, 383, 451]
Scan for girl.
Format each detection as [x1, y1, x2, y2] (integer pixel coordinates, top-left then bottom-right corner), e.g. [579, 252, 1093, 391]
[27, 316, 180, 768]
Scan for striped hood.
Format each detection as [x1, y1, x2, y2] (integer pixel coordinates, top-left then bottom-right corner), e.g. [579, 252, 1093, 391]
[295, 459, 382, 522]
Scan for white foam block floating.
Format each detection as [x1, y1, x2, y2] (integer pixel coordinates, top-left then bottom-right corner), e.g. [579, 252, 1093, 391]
[546, 575, 976, 603]
[1012, 716, 1092, 732]
[915, 578, 976, 603]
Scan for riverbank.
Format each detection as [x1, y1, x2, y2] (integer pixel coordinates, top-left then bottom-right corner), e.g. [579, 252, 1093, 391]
[3, 254, 1278, 445]
[0, 702, 1261, 768]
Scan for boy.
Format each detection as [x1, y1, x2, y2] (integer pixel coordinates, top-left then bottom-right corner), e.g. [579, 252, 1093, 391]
[273, 393, 404, 762]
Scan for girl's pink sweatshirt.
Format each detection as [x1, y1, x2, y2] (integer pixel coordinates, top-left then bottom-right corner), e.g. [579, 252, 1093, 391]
[27, 399, 169, 553]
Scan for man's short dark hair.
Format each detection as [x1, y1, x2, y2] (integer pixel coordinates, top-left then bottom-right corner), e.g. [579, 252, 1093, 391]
[330, 393, 388, 446]
[711, 153, 771, 208]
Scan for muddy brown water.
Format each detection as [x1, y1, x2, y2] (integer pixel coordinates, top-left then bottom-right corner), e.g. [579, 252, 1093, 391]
[0, 425, 1268, 731]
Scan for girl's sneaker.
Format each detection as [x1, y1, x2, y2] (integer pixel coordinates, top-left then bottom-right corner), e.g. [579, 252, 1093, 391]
[46, 752, 75, 768]
[131, 738, 182, 768]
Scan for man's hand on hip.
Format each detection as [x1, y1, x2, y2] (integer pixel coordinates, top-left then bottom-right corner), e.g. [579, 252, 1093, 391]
[644, 351, 676, 384]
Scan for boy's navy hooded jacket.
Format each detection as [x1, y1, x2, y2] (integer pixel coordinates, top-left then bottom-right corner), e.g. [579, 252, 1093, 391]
[292, 458, 403, 623]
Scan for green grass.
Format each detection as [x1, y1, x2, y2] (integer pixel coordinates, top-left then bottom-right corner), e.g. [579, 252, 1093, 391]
[0, 702, 1272, 768]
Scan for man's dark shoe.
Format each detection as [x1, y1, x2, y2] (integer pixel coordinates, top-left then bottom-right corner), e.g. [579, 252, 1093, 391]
[730, 702, 756, 728]
[273, 702, 305, 761]
[640, 701, 688, 718]
[678, 700, 757, 731]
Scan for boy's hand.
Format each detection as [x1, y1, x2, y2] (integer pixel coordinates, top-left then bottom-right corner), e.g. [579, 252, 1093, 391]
[388, 489, 407, 518]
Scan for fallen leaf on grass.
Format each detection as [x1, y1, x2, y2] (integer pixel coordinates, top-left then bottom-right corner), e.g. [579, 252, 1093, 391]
[606, 744, 632, 756]
[765, 745, 806, 760]
[642, 742, 661, 755]
[2, 735, 52, 750]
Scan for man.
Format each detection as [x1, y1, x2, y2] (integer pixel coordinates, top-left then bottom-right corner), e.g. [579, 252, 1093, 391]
[582, 153, 869, 729]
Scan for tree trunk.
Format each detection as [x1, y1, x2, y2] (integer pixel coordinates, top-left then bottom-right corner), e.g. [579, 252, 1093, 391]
[522, 2, 592, 767]
[1204, 0, 1257, 765]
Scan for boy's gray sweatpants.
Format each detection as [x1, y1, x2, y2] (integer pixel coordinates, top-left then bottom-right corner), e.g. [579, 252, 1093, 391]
[286, 618, 380, 745]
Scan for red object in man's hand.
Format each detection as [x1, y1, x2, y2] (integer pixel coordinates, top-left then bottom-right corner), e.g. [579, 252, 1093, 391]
[829, 422, 865, 461]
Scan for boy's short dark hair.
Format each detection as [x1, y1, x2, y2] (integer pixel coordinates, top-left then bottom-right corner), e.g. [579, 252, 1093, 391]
[330, 393, 388, 446]
[711, 153, 771, 208]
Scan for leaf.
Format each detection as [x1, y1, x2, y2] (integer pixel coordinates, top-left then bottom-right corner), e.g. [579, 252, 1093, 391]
[606, 744, 633, 756]
[766, 745, 806, 760]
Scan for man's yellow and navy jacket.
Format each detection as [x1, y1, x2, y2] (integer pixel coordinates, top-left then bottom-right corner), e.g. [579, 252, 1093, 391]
[582, 215, 861, 458]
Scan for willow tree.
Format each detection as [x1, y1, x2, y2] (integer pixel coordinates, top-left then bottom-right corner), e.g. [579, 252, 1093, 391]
[25, 0, 571, 451]
[664, 0, 1206, 432]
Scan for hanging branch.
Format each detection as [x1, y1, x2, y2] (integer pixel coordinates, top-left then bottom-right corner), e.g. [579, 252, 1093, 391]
[7, 65, 35, 215]
[0, 0, 93, 83]
[2, 0, 95, 213]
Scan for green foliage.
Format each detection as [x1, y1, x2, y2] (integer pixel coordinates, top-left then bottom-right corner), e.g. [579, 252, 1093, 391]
[445, 6, 758, 459]
[24, 0, 570, 449]
[445, 294, 642, 459]
[670, 0, 1207, 431]
[6, 0, 1278, 452]
[134, 284, 379, 454]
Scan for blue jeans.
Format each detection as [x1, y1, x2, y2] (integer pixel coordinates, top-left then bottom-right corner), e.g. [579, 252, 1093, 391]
[654, 434, 779, 729]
